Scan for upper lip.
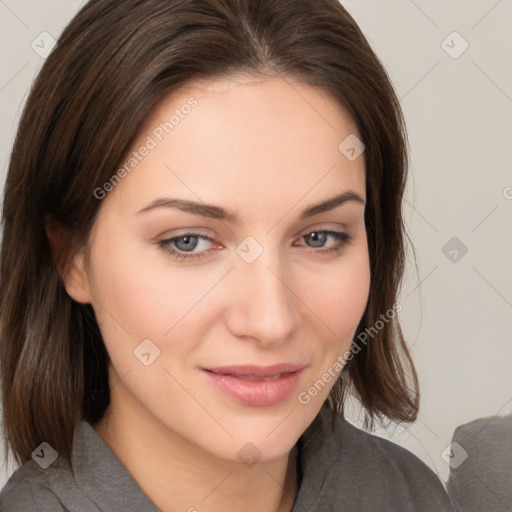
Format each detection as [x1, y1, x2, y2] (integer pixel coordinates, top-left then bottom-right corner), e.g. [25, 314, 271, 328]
[202, 363, 306, 378]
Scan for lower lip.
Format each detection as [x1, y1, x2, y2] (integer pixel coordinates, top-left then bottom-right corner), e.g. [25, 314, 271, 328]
[201, 369, 304, 407]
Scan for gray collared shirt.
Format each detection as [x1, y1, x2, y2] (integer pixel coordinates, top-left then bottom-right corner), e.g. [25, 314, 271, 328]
[0, 405, 455, 511]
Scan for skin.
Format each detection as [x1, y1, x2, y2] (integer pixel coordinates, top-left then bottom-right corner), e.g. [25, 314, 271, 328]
[59, 74, 370, 512]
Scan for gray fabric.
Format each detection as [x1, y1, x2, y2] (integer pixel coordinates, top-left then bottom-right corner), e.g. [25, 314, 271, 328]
[446, 414, 512, 512]
[0, 405, 455, 511]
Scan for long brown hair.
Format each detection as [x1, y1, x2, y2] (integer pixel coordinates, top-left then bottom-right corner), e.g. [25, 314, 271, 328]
[0, 0, 418, 469]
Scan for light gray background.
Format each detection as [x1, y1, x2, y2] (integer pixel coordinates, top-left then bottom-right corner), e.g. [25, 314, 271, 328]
[1, 0, 511, 489]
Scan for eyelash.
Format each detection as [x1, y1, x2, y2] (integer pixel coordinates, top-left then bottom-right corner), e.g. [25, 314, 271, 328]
[157, 230, 354, 262]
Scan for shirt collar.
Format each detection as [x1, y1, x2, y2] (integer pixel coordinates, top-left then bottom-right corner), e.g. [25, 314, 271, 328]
[72, 421, 161, 511]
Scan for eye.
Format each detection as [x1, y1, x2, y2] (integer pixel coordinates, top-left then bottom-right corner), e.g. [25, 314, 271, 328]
[296, 230, 353, 254]
[157, 233, 214, 262]
[157, 229, 354, 262]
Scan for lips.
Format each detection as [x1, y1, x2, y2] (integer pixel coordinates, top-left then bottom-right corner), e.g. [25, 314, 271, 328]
[203, 363, 305, 379]
[201, 363, 306, 407]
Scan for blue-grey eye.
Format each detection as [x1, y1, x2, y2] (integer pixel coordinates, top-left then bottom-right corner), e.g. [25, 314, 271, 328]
[174, 235, 200, 252]
[305, 231, 328, 248]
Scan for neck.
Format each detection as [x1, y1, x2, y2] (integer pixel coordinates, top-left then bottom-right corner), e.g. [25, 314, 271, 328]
[93, 382, 299, 512]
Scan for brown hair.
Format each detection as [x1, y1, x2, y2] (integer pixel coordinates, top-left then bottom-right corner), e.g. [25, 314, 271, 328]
[0, 0, 418, 469]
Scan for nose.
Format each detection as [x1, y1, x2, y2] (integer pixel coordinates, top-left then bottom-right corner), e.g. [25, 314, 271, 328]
[224, 246, 301, 348]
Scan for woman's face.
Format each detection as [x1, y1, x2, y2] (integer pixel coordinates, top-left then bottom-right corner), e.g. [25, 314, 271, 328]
[68, 75, 370, 462]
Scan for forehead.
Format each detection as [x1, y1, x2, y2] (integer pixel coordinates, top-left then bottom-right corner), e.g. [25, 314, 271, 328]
[105, 74, 365, 215]
[145, 73, 360, 143]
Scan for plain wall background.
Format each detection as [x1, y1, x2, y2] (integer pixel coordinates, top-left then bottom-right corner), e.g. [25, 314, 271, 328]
[0, 0, 511, 489]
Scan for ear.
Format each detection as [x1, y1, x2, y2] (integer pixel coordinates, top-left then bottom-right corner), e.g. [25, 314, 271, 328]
[45, 217, 92, 304]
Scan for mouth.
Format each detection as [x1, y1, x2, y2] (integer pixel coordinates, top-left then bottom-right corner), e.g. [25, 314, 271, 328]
[203, 363, 306, 377]
[200, 363, 307, 407]
[224, 374, 284, 381]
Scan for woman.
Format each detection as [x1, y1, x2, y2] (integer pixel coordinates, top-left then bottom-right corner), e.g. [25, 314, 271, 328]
[0, 0, 455, 510]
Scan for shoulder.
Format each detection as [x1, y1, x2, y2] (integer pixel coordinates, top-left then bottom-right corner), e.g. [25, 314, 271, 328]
[0, 421, 159, 512]
[447, 415, 512, 511]
[0, 459, 68, 511]
[449, 414, 512, 472]
[448, 414, 512, 483]
[299, 406, 456, 511]
[451, 414, 512, 448]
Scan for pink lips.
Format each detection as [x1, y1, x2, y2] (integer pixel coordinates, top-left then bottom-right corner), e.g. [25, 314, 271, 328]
[201, 363, 306, 407]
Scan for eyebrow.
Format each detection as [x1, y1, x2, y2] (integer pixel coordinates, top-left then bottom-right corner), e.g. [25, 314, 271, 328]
[135, 190, 365, 223]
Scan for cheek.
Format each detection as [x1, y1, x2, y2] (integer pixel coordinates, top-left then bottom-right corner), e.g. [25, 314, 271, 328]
[88, 235, 199, 330]
[85, 240, 181, 353]
[294, 249, 370, 405]
[300, 249, 371, 344]
[86, 238, 227, 376]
